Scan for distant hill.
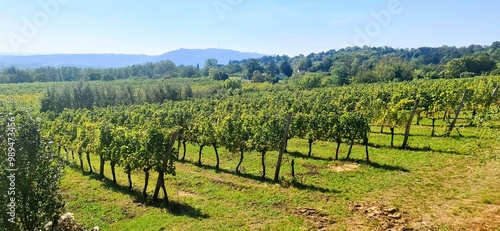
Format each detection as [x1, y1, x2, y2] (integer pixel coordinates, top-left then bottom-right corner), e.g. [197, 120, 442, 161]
[151, 48, 266, 67]
[0, 49, 267, 69]
[0, 54, 151, 69]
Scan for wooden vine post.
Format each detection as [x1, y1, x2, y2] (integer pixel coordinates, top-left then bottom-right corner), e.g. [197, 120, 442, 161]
[274, 113, 292, 183]
[445, 90, 468, 137]
[401, 97, 420, 149]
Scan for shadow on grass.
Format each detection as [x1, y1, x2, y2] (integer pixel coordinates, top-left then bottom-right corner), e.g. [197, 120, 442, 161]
[339, 158, 410, 172]
[371, 131, 431, 138]
[371, 130, 480, 139]
[181, 158, 275, 183]
[286, 151, 333, 161]
[164, 201, 209, 218]
[291, 181, 341, 194]
[180, 159, 339, 194]
[446, 134, 480, 139]
[367, 143, 466, 156]
[403, 145, 466, 155]
[65, 161, 209, 219]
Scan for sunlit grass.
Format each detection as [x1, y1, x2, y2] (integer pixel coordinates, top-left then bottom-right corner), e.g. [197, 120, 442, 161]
[59, 120, 499, 230]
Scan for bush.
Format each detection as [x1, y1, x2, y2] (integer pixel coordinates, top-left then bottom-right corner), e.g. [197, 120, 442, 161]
[223, 79, 242, 90]
[251, 71, 265, 83]
[298, 73, 323, 90]
[209, 68, 229, 81]
[0, 111, 64, 230]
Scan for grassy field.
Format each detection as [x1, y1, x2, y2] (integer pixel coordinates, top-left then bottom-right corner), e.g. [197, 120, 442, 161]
[59, 119, 499, 230]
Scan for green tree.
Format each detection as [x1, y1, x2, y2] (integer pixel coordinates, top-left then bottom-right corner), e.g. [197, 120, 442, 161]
[444, 55, 496, 78]
[312, 57, 333, 72]
[178, 65, 200, 78]
[373, 60, 413, 82]
[251, 71, 265, 83]
[209, 68, 229, 81]
[297, 57, 312, 72]
[330, 67, 350, 86]
[443, 58, 467, 78]
[473, 54, 496, 74]
[0, 111, 64, 230]
[244, 59, 264, 79]
[265, 60, 279, 77]
[278, 60, 293, 77]
[222, 62, 244, 74]
[202, 58, 219, 76]
[298, 73, 323, 90]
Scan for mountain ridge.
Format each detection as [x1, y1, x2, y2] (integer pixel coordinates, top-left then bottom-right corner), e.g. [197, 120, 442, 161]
[0, 49, 267, 68]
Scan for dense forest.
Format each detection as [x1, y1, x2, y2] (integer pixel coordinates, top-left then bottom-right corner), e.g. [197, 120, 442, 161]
[1, 42, 499, 84]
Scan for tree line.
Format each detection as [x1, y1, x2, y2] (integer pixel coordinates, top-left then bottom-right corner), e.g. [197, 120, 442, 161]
[1, 42, 499, 84]
[40, 82, 194, 114]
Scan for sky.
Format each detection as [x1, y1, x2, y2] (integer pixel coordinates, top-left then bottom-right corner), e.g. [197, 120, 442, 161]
[0, 0, 499, 56]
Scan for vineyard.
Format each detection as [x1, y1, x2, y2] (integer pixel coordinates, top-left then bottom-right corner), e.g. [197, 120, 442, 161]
[41, 77, 500, 170]
[1, 76, 500, 230]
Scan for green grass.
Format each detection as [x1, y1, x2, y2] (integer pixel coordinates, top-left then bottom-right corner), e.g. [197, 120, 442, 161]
[59, 120, 500, 230]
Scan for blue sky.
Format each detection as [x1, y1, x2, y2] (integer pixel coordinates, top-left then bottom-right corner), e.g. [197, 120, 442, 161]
[0, 0, 499, 56]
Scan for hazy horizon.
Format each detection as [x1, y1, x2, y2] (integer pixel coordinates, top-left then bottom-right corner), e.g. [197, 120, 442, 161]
[0, 48, 269, 56]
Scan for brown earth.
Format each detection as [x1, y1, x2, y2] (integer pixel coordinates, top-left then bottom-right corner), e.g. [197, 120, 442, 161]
[329, 163, 360, 172]
[347, 202, 413, 231]
[291, 207, 336, 231]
